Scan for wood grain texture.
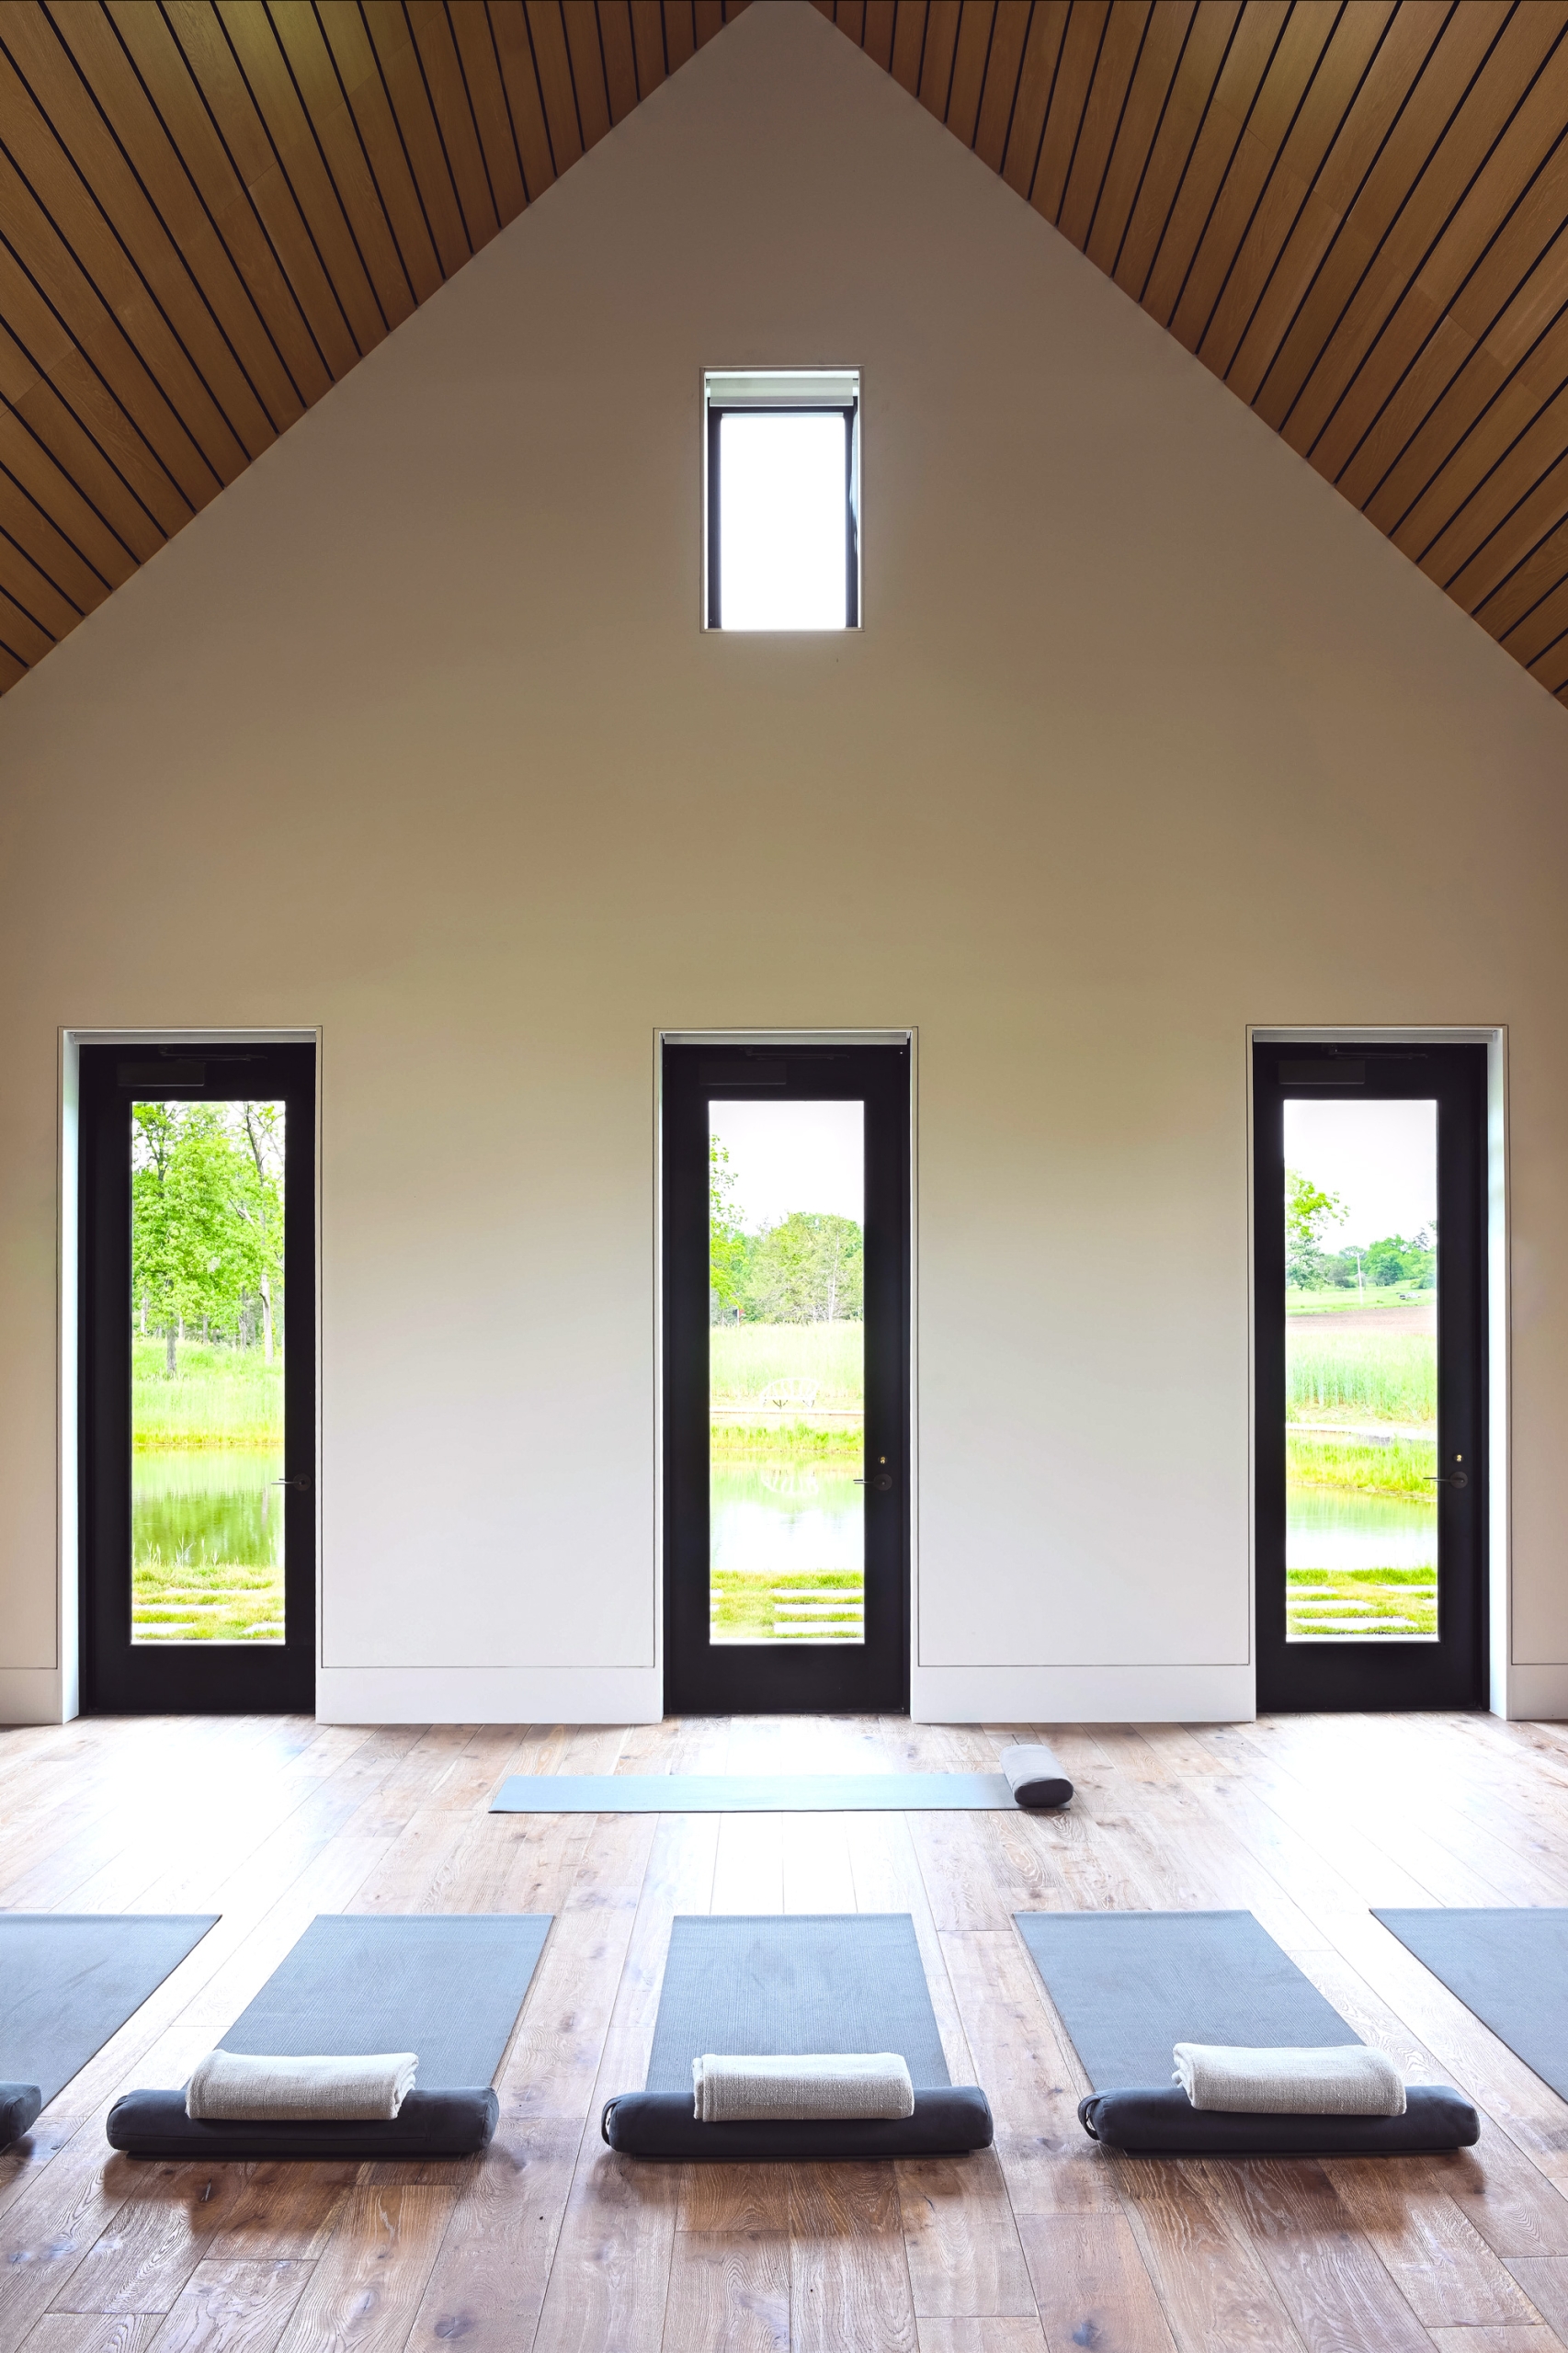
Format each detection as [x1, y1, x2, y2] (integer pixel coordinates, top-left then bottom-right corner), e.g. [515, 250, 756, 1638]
[6, 0, 1568, 702]
[1015, 2209, 1177, 2353]
[143, 2257, 315, 2353]
[914, 2324, 1047, 2353]
[7, 1711, 1568, 2348]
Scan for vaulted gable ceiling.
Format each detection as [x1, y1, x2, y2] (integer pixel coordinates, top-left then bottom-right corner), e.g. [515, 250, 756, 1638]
[4, 1, 1568, 708]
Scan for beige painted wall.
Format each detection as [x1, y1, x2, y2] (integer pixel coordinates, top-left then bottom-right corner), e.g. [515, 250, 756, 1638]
[2, 1, 1565, 1724]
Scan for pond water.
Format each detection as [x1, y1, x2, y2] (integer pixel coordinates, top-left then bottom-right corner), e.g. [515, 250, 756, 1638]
[1287, 1486, 1436, 1573]
[131, 1449, 285, 1643]
[712, 1466, 1437, 1570]
[710, 1461, 863, 1574]
[1286, 1485, 1437, 1643]
[709, 1461, 864, 1645]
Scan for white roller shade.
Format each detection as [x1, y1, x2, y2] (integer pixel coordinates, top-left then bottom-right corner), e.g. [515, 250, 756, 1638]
[706, 369, 858, 410]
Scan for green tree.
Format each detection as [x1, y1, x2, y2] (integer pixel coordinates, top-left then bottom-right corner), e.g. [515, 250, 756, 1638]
[1363, 1232, 1436, 1289]
[1285, 1168, 1346, 1290]
[239, 1102, 284, 1359]
[132, 1102, 285, 1373]
[742, 1211, 863, 1324]
[709, 1137, 746, 1319]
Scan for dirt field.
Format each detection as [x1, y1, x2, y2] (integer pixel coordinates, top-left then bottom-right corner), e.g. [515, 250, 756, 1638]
[1287, 1300, 1436, 1336]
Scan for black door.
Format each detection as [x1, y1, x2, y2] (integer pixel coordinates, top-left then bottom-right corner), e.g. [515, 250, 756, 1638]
[80, 1041, 315, 1712]
[664, 1041, 910, 1713]
[1255, 1041, 1486, 1711]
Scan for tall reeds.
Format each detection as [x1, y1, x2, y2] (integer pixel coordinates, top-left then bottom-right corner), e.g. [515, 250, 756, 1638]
[132, 1339, 283, 1447]
[1286, 1333, 1435, 1425]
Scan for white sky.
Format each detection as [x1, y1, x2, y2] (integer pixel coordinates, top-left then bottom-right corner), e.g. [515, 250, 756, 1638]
[719, 413, 847, 630]
[710, 1099, 863, 1231]
[1284, 1098, 1437, 1245]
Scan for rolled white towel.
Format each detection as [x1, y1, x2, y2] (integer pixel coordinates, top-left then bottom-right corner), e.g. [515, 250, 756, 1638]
[691, 2052, 915, 2123]
[998, 1744, 1073, 1810]
[1173, 2042, 1406, 2116]
[185, 2049, 419, 2122]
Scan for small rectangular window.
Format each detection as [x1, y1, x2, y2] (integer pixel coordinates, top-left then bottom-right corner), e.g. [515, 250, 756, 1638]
[705, 369, 859, 631]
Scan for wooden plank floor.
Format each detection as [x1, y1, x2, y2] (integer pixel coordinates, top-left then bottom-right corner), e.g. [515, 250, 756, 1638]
[7, 1711, 1568, 2351]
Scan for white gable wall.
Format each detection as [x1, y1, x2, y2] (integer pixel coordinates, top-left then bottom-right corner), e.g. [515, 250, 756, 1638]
[2, 1, 1564, 1724]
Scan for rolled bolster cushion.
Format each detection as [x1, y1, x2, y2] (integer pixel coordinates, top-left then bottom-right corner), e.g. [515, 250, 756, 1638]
[107, 2086, 497, 2161]
[186, 2049, 419, 2121]
[1078, 2084, 1480, 2156]
[693, 2052, 915, 2122]
[0, 2085, 43, 2150]
[602, 2085, 994, 2162]
[998, 1745, 1073, 1811]
[1173, 2042, 1406, 2116]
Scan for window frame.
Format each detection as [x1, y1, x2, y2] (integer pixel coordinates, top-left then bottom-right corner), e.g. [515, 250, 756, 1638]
[703, 375, 861, 632]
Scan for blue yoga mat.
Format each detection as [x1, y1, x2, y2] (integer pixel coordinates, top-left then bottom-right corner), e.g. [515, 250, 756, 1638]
[1015, 1908, 1482, 2157]
[220, 1913, 552, 2086]
[1015, 1909, 1359, 2088]
[646, 1913, 950, 2089]
[492, 1772, 1016, 1813]
[1375, 1908, 1568, 2101]
[0, 1914, 219, 2106]
[107, 1914, 552, 2162]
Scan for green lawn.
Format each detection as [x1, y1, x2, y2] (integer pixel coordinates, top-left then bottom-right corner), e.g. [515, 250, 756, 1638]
[1286, 1287, 1434, 1317]
[132, 1553, 285, 1643]
[709, 1321, 863, 1404]
[1287, 1330, 1436, 1427]
[710, 1421, 862, 1461]
[710, 1570, 863, 1643]
[1287, 1430, 1437, 1498]
[1287, 1567, 1437, 1641]
[132, 1338, 283, 1448]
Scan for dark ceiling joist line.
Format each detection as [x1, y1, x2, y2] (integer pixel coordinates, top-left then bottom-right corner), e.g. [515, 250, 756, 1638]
[4, 0, 1568, 706]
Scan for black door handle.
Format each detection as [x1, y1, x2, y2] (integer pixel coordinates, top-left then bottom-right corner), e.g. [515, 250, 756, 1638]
[853, 1472, 893, 1492]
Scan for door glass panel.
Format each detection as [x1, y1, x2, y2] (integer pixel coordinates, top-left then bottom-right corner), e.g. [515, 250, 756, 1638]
[708, 1099, 865, 1644]
[131, 1101, 287, 1643]
[1284, 1098, 1437, 1642]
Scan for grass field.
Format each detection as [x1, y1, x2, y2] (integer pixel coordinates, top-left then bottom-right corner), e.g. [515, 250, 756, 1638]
[710, 1422, 862, 1461]
[1286, 1331, 1436, 1425]
[710, 1321, 863, 1404]
[132, 1339, 283, 1448]
[1287, 1566, 1437, 1640]
[132, 1554, 285, 1643]
[710, 1570, 864, 1643]
[1286, 1287, 1433, 1317]
[1287, 1430, 1437, 1498]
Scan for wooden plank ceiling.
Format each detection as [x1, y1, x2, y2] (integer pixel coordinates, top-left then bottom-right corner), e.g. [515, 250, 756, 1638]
[4, 3, 1568, 708]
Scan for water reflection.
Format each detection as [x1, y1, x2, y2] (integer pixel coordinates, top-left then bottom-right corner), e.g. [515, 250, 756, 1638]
[709, 1461, 864, 1645]
[1288, 1488, 1437, 1574]
[131, 1450, 285, 1643]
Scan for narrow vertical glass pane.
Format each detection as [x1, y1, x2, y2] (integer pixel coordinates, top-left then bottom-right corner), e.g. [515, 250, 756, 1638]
[719, 413, 848, 630]
[708, 1100, 865, 1644]
[131, 1101, 287, 1644]
[1284, 1099, 1437, 1642]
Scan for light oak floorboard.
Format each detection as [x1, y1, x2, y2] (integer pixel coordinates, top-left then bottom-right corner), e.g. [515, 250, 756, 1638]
[914, 2325, 1048, 2353]
[9, 1712, 1568, 2350]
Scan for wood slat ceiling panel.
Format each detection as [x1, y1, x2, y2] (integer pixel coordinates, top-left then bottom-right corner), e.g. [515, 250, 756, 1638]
[4, 1, 1568, 709]
[823, 0, 1568, 709]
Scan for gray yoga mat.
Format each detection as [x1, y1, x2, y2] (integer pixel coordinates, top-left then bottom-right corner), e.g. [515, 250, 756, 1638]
[218, 1914, 552, 2086]
[0, 1914, 219, 2106]
[1375, 1909, 1568, 2100]
[1015, 1910, 1360, 2089]
[493, 1772, 1016, 1813]
[647, 1914, 950, 2089]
